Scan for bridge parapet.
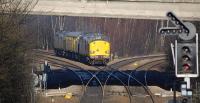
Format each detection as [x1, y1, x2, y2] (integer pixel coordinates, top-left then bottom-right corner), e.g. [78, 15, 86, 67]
[88, 0, 200, 3]
[32, 0, 200, 20]
[44, 0, 200, 3]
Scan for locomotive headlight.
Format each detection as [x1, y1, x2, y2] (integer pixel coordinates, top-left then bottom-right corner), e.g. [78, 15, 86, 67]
[105, 50, 110, 54]
[90, 51, 95, 54]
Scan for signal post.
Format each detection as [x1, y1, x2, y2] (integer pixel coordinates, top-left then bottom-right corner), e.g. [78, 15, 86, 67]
[160, 12, 199, 103]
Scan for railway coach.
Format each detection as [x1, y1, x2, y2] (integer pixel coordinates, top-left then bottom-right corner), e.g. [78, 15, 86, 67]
[54, 31, 110, 65]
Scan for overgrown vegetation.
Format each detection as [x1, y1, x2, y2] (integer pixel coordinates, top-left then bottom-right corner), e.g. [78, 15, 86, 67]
[0, 0, 37, 103]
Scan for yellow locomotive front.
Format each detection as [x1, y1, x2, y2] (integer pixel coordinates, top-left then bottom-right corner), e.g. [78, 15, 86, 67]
[88, 39, 110, 65]
[77, 33, 110, 65]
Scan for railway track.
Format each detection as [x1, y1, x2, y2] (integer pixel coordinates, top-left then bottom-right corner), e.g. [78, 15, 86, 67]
[36, 55, 79, 69]
[34, 59, 64, 68]
[33, 49, 168, 78]
[106, 54, 167, 70]
[33, 49, 167, 71]
[33, 49, 55, 55]
[127, 59, 167, 103]
[91, 55, 167, 103]
[33, 49, 99, 70]
[85, 59, 165, 103]
[33, 49, 103, 103]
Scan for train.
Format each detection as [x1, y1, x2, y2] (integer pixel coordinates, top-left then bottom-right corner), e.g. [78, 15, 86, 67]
[54, 31, 110, 65]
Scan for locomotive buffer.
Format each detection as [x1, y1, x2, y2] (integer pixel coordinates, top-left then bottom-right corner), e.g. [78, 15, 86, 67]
[159, 12, 199, 103]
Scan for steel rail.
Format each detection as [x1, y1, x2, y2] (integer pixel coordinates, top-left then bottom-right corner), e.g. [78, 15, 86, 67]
[34, 50, 105, 103]
[104, 57, 167, 103]
[35, 50, 168, 103]
[107, 54, 166, 70]
[95, 67, 133, 103]
[128, 59, 166, 103]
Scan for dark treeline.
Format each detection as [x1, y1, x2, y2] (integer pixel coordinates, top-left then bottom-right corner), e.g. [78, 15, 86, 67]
[27, 15, 200, 57]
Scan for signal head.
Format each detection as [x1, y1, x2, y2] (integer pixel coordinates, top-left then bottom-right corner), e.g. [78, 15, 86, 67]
[181, 46, 192, 73]
[176, 42, 198, 77]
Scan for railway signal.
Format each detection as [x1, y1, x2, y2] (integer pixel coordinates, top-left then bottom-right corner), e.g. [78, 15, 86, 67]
[176, 39, 198, 77]
[159, 12, 199, 78]
[159, 12, 199, 102]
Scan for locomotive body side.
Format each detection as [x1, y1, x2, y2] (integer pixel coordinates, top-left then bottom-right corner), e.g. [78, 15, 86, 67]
[62, 32, 81, 59]
[54, 31, 67, 56]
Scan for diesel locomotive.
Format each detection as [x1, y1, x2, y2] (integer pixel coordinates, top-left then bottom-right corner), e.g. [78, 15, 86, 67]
[54, 31, 110, 65]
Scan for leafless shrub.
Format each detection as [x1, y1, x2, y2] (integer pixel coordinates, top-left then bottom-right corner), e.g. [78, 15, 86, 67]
[0, 0, 37, 103]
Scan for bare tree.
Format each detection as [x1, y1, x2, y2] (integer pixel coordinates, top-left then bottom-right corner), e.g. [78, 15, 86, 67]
[0, 0, 37, 103]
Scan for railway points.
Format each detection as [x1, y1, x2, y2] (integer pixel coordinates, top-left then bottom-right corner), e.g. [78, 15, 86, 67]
[110, 56, 167, 71]
[33, 49, 99, 70]
[34, 49, 188, 103]
[106, 54, 167, 70]
[33, 49, 167, 71]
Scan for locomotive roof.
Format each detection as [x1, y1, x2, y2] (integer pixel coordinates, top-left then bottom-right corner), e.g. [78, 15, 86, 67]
[82, 33, 109, 41]
[65, 32, 82, 37]
[56, 31, 108, 40]
[56, 31, 104, 36]
[56, 31, 81, 37]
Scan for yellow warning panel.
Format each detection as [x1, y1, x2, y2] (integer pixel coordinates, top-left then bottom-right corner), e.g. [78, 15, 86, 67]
[89, 40, 110, 57]
[64, 93, 73, 99]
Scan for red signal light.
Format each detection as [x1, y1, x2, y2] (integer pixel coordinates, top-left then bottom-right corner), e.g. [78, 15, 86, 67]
[182, 64, 191, 72]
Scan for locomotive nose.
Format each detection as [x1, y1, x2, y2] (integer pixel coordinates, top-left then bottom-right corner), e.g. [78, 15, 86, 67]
[89, 40, 110, 57]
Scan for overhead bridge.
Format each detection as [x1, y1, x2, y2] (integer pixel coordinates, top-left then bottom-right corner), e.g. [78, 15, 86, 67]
[31, 0, 200, 20]
[35, 63, 182, 91]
